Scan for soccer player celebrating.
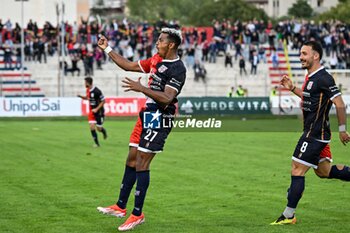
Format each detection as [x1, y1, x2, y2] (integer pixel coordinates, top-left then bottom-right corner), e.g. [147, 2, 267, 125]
[271, 41, 350, 225]
[96, 28, 186, 231]
[78, 77, 107, 147]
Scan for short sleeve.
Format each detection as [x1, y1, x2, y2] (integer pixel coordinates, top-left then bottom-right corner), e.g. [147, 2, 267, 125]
[319, 74, 341, 100]
[96, 89, 105, 101]
[138, 57, 152, 73]
[165, 70, 186, 93]
[99, 92, 105, 101]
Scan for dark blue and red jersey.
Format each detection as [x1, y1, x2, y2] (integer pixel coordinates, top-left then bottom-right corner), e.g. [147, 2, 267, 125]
[86, 86, 105, 116]
[138, 53, 186, 113]
[301, 66, 341, 142]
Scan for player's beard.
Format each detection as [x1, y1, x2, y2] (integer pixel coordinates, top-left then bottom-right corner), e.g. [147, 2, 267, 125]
[301, 59, 312, 70]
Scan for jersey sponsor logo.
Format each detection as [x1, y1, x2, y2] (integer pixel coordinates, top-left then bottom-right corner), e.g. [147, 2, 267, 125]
[307, 81, 314, 90]
[302, 92, 311, 97]
[169, 78, 182, 87]
[150, 84, 162, 90]
[158, 65, 168, 73]
[150, 73, 161, 81]
[303, 100, 312, 105]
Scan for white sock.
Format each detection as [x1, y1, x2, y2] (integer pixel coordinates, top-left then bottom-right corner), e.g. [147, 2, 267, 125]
[283, 206, 295, 218]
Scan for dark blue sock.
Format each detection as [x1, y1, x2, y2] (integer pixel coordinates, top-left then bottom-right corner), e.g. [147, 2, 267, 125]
[117, 165, 136, 209]
[329, 165, 350, 181]
[101, 127, 107, 139]
[287, 176, 305, 208]
[90, 130, 99, 146]
[132, 170, 150, 216]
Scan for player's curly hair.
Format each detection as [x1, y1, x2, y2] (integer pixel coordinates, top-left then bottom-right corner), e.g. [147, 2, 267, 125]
[161, 28, 182, 48]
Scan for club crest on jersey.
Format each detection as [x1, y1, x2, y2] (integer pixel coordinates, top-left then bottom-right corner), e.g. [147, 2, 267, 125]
[307, 81, 314, 90]
[158, 65, 168, 73]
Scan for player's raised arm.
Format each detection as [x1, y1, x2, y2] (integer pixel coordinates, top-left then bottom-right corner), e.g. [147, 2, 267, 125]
[97, 35, 142, 72]
[331, 95, 350, 145]
[280, 74, 302, 98]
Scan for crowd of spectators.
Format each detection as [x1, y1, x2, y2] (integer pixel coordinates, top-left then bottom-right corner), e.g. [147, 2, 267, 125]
[1, 17, 350, 76]
[207, 18, 350, 72]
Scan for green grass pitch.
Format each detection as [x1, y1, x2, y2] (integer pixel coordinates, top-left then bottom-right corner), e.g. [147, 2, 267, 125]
[1, 117, 350, 233]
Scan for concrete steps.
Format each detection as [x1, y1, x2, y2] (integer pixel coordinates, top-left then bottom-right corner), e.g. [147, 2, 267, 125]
[24, 54, 270, 97]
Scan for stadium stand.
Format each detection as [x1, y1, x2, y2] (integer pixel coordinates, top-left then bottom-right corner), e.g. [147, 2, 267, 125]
[0, 51, 44, 97]
[1, 18, 350, 97]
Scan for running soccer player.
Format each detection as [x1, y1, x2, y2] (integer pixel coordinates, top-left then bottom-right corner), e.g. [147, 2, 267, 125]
[78, 77, 107, 147]
[271, 41, 350, 225]
[96, 28, 186, 231]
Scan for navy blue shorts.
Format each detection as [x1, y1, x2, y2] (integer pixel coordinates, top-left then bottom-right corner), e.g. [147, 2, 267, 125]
[292, 135, 328, 169]
[137, 104, 174, 153]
